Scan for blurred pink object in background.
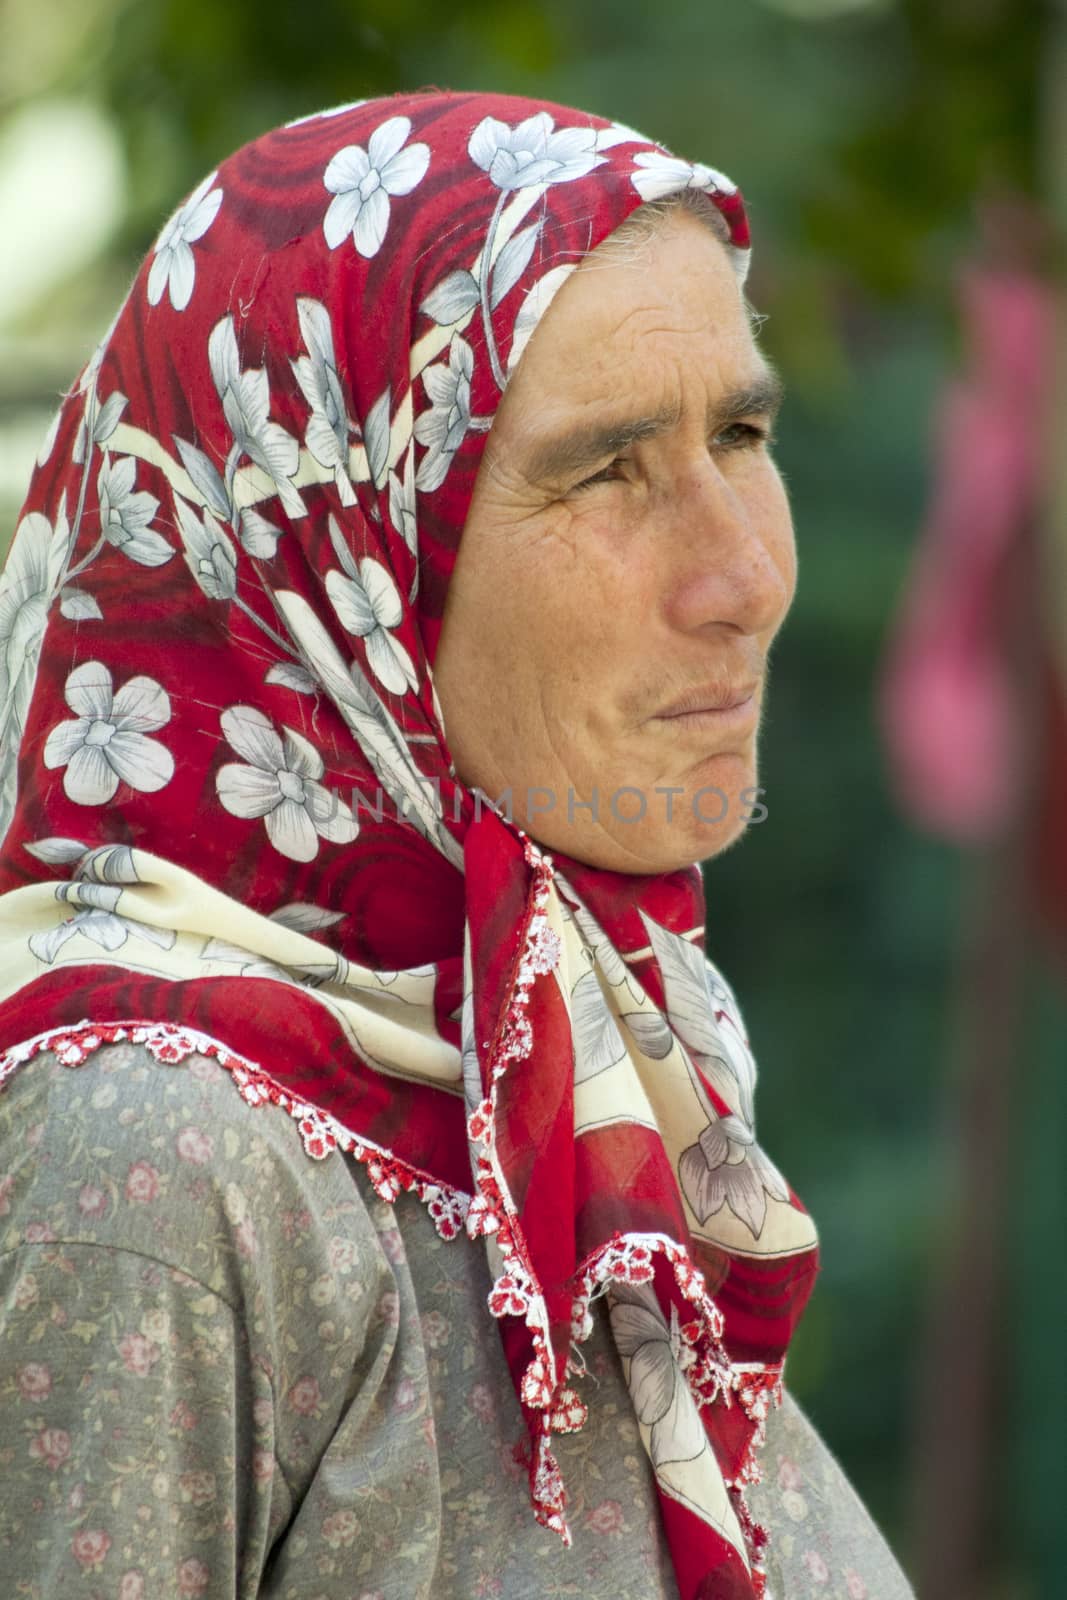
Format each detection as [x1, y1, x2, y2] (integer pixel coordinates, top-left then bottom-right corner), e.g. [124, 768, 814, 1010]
[879, 262, 1055, 841]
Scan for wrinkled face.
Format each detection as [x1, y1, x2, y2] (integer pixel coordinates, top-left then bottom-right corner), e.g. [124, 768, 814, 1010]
[433, 208, 795, 874]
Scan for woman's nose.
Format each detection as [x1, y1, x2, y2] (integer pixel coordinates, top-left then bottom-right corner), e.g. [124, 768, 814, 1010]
[663, 458, 795, 638]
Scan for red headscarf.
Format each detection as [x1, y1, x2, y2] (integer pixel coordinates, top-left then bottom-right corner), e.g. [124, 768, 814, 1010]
[0, 90, 818, 1598]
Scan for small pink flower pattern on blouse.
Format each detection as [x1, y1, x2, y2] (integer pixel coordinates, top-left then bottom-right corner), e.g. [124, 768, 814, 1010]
[119, 1571, 146, 1600]
[71, 1528, 112, 1570]
[252, 1448, 275, 1484]
[177, 1556, 210, 1595]
[327, 1234, 359, 1271]
[29, 1427, 71, 1470]
[322, 1508, 361, 1548]
[13, 1273, 38, 1310]
[281, 1207, 312, 1240]
[178, 1471, 216, 1506]
[393, 1376, 418, 1413]
[141, 1306, 170, 1344]
[845, 1570, 869, 1599]
[118, 1333, 161, 1376]
[125, 1160, 161, 1203]
[176, 1126, 215, 1165]
[781, 1488, 809, 1522]
[24, 1220, 56, 1243]
[234, 1216, 258, 1258]
[0, 1173, 14, 1213]
[78, 1183, 110, 1218]
[187, 1054, 222, 1082]
[379, 1225, 405, 1264]
[421, 1309, 450, 1349]
[17, 1362, 52, 1401]
[169, 1400, 198, 1431]
[287, 1375, 323, 1416]
[803, 1549, 830, 1583]
[777, 1455, 804, 1492]
[468, 1381, 495, 1423]
[586, 1499, 626, 1535]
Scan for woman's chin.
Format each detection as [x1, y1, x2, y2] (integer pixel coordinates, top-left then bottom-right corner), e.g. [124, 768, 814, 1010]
[527, 802, 758, 876]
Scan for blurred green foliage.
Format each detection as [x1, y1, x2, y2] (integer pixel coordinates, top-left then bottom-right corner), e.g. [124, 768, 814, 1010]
[3, 0, 1061, 1593]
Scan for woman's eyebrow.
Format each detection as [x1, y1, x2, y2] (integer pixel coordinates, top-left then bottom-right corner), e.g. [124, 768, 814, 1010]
[520, 406, 680, 486]
[520, 367, 786, 487]
[710, 368, 786, 431]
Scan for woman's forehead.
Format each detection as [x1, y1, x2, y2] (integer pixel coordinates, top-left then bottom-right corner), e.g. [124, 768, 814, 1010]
[497, 214, 758, 442]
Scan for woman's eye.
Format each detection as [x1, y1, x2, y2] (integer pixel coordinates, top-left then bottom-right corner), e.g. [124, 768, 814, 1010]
[569, 425, 771, 493]
[571, 457, 628, 492]
[714, 422, 772, 451]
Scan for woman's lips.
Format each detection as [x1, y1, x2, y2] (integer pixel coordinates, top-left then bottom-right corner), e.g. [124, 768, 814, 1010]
[652, 682, 760, 732]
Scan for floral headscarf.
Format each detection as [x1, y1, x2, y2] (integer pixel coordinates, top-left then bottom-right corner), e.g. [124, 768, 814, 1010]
[0, 90, 818, 1599]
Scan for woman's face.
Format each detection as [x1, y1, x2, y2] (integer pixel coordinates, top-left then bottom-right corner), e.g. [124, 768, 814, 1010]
[433, 208, 795, 875]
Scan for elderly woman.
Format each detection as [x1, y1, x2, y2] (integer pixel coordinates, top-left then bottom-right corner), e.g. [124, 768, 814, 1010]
[0, 92, 913, 1598]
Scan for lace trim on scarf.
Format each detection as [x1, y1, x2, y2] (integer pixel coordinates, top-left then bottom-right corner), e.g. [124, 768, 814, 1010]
[0, 1018, 471, 1241]
[459, 837, 779, 1591]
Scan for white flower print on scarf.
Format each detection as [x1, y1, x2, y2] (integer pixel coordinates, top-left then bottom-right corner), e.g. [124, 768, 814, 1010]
[679, 1111, 790, 1240]
[388, 443, 417, 559]
[324, 516, 417, 696]
[270, 587, 463, 868]
[468, 112, 605, 191]
[43, 662, 175, 806]
[71, 376, 127, 469]
[0, 501, 74, 842]
[215, 704, 358, 863]
[605, 1276, 756, 1571]
[30, 884, 177, 966]
[608, 1281, 710, 1473]
[97, 454, 174, 568]
[630, 151, 738, 203]
[147, 169, 223, 312]
[569, 970, 628, 1082]
[22, 838, 179, 964]
[562, 903, 788, 1237]
[291, 298, 358, 506]
[202, 902, 348, 985]
[414, 335, 491, 492]
[444, 112, 610, 393]
[174, 497, 237, 601]
[640, 911, 792, 1239]
[207, 315, 305, 523]
[322, 116, 430, 259]
[506, 264, 575, 376]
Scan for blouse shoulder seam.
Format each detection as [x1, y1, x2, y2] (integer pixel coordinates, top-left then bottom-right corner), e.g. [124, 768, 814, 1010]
[0, 1235, 244, 1317]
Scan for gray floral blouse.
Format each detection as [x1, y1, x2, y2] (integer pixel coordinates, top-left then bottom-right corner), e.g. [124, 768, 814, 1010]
[0, 1041, 915, 1598]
